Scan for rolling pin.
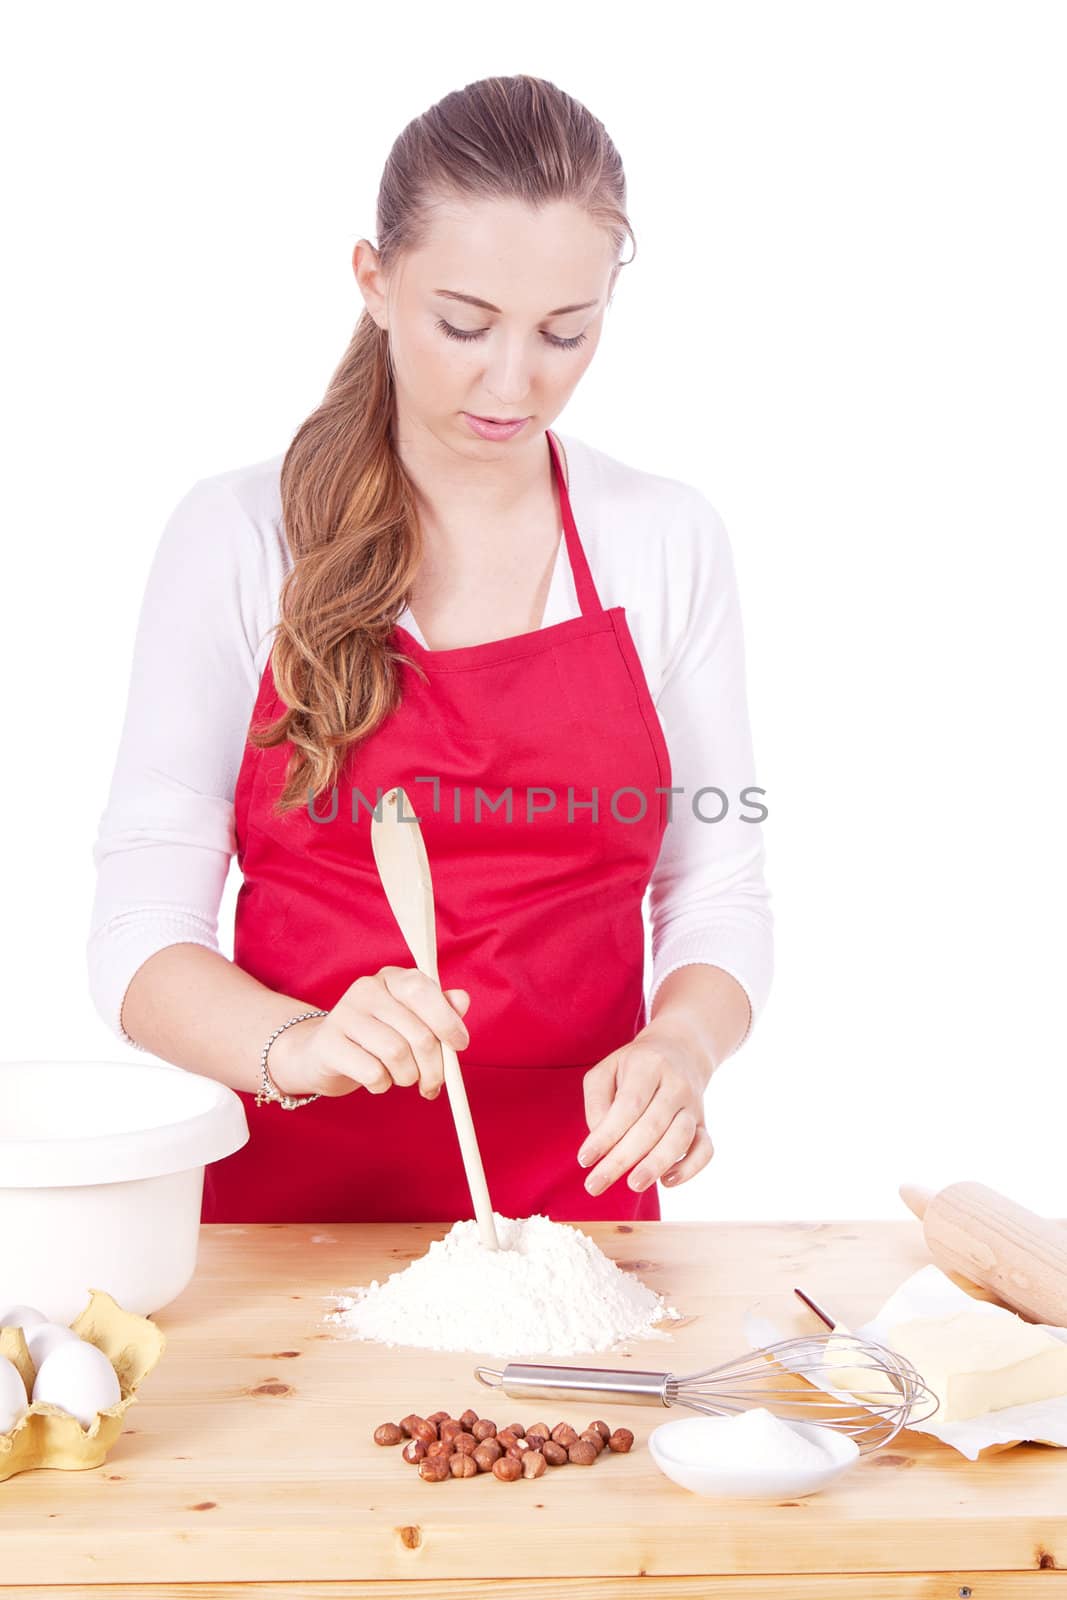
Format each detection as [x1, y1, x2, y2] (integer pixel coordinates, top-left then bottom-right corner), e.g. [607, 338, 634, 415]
[899, 1179, 1067, 1326]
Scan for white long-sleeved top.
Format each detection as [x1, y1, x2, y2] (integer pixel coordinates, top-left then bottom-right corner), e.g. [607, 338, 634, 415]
[87, 430, 773, 1051]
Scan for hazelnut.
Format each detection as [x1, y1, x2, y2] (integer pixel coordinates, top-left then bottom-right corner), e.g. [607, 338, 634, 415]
[580, 1429, 606, 1454]
[496, 1429, 519, 1450]
[522, 1449, 547, 1479]
[492, 1456, 522, 1482]
[505, 1421, 526, 1437]
[608, 1428, 635, 1453]
[402, 1439, 427, 1465]
[426, 1439, 453, 1459]
[525, 1431, 548, 1451]
[472, 1418, 497, 1441]
[529, 1421, 551, 1439]
[459, 1408, 479, 1431]
[505, 1443, 526, 1462]
[542, 1440, 568, 1466]
[427, 1410, 452, 1427]
[589, 1420, 611, 1442]
[439, 1420, 462, 1443]
[452, 1431, 478, 1455]
[399, 1413, 424, 1438]
[472, 1444, 500, 1473]
[373, 1422, 403, 1446]
[568, 1440, 598, 1466]
[551, 1423, 579, 1447]
[450, 1452, 478, 1478]
[418, 1455, 451, 1482]
[411, 1419, 437, 1446]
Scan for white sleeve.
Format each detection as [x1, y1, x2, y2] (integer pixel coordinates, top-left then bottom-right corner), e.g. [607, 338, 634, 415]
[647, 489, 774, 1045]
[86, 477, 274, 1049]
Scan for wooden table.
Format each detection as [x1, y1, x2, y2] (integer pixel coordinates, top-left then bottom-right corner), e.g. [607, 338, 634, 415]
[2, 1219, 1066, 1597]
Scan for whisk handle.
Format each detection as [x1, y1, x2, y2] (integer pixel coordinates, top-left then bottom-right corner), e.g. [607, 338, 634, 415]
[478, 1362, 671, 1408]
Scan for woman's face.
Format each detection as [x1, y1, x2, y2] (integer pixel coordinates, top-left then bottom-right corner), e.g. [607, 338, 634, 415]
[355, 197, 617, 452]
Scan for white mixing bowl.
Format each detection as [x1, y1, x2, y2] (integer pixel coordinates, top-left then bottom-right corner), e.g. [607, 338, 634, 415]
[0, 1060, 248, 1324]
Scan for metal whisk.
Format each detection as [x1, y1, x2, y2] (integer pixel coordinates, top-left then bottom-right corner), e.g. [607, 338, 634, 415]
[474, 1330, 939, 1455]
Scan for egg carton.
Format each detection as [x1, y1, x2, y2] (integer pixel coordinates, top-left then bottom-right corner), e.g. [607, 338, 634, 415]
[0, 1287, 166, 1481]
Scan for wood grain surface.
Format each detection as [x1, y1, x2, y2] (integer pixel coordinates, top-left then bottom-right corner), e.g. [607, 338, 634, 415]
[1, 1218, 1066, 1597]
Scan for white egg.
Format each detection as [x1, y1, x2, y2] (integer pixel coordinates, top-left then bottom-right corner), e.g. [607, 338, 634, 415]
[0, 1303, 47, 1333]
[0, 1355, 29, 1433]
[32, 1339, 121, 1428]
[25, 1321, 79, 1371]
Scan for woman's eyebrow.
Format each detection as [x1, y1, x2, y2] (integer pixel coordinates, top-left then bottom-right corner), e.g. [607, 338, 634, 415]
[433, 289, 599, 316]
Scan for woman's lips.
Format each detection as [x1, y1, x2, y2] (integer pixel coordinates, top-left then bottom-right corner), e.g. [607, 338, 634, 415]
[462, 413, 531, 441]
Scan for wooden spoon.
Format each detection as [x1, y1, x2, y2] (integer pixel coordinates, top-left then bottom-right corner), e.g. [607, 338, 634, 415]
[370, 785, 499, 1250]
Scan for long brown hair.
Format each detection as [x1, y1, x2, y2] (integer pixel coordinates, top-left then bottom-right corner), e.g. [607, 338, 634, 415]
[251, 73, 636, 814]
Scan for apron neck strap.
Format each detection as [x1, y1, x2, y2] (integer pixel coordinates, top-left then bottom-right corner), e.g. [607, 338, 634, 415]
[548, 430, 603, 617]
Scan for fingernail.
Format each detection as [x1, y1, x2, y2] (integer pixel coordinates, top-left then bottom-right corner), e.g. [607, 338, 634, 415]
[578, 1151, 594, 1169]
[628, 1176, 646, 1192]
[663, 1173, 677, 1185]
[584, 1177, 598, 1195]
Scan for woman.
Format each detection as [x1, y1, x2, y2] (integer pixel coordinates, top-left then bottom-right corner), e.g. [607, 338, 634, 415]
[87, 74, 773, 1225]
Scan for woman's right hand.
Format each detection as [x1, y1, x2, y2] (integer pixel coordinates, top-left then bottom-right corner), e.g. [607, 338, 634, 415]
[265, 967, 471, 1101]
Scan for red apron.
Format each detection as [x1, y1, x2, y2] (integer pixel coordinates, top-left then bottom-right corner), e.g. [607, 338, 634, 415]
[202, 430, 673, 1224]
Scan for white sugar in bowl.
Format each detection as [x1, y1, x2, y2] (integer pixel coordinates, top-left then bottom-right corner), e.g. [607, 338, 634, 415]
[0, 1060, 248, 1325]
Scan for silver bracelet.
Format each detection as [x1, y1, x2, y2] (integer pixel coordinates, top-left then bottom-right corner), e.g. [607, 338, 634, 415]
[255, 1010, 328, 1109]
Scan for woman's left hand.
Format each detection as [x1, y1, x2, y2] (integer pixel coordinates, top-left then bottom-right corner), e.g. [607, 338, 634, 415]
[577, 1021, 715, 1196]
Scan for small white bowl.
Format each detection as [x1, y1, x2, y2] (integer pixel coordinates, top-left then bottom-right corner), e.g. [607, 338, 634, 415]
[649, 1414, 860, 1499]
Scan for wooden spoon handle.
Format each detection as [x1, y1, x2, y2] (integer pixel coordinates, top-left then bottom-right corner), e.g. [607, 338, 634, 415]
[370, 787, 499, 1250]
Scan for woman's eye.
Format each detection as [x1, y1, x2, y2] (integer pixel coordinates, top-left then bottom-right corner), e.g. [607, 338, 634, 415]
[436, 319, 483, 344]
[435, 317, 588, 351]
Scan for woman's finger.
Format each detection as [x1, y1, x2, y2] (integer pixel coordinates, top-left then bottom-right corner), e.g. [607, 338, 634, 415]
[315, 1027, 395, 1096]
[577, 1051, 661, 1171]
[381, 967, 470, 1047]
[582, 1092, 687, 1197]
[581, 1056, 618, 1138]
[351, 986, 452, 1096]
[626, 1110, 700, 1192]
[338, 1011, 422, 1088]
[335, 968, 470, 1097]
[659, 1123, 715, 1188]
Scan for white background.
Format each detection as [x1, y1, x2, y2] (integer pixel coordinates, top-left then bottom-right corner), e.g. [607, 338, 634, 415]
[3, 2, 1064, 1221]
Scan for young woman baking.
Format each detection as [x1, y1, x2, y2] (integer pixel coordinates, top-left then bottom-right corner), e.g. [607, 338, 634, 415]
[88, 73, 773, 1225]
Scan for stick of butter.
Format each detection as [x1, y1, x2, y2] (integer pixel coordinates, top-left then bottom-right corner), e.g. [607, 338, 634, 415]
[885, 1308, 1067, 1422]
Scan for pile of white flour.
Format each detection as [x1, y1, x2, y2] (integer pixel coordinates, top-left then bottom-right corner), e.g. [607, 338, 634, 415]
[323, 1213, 682, 1357]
